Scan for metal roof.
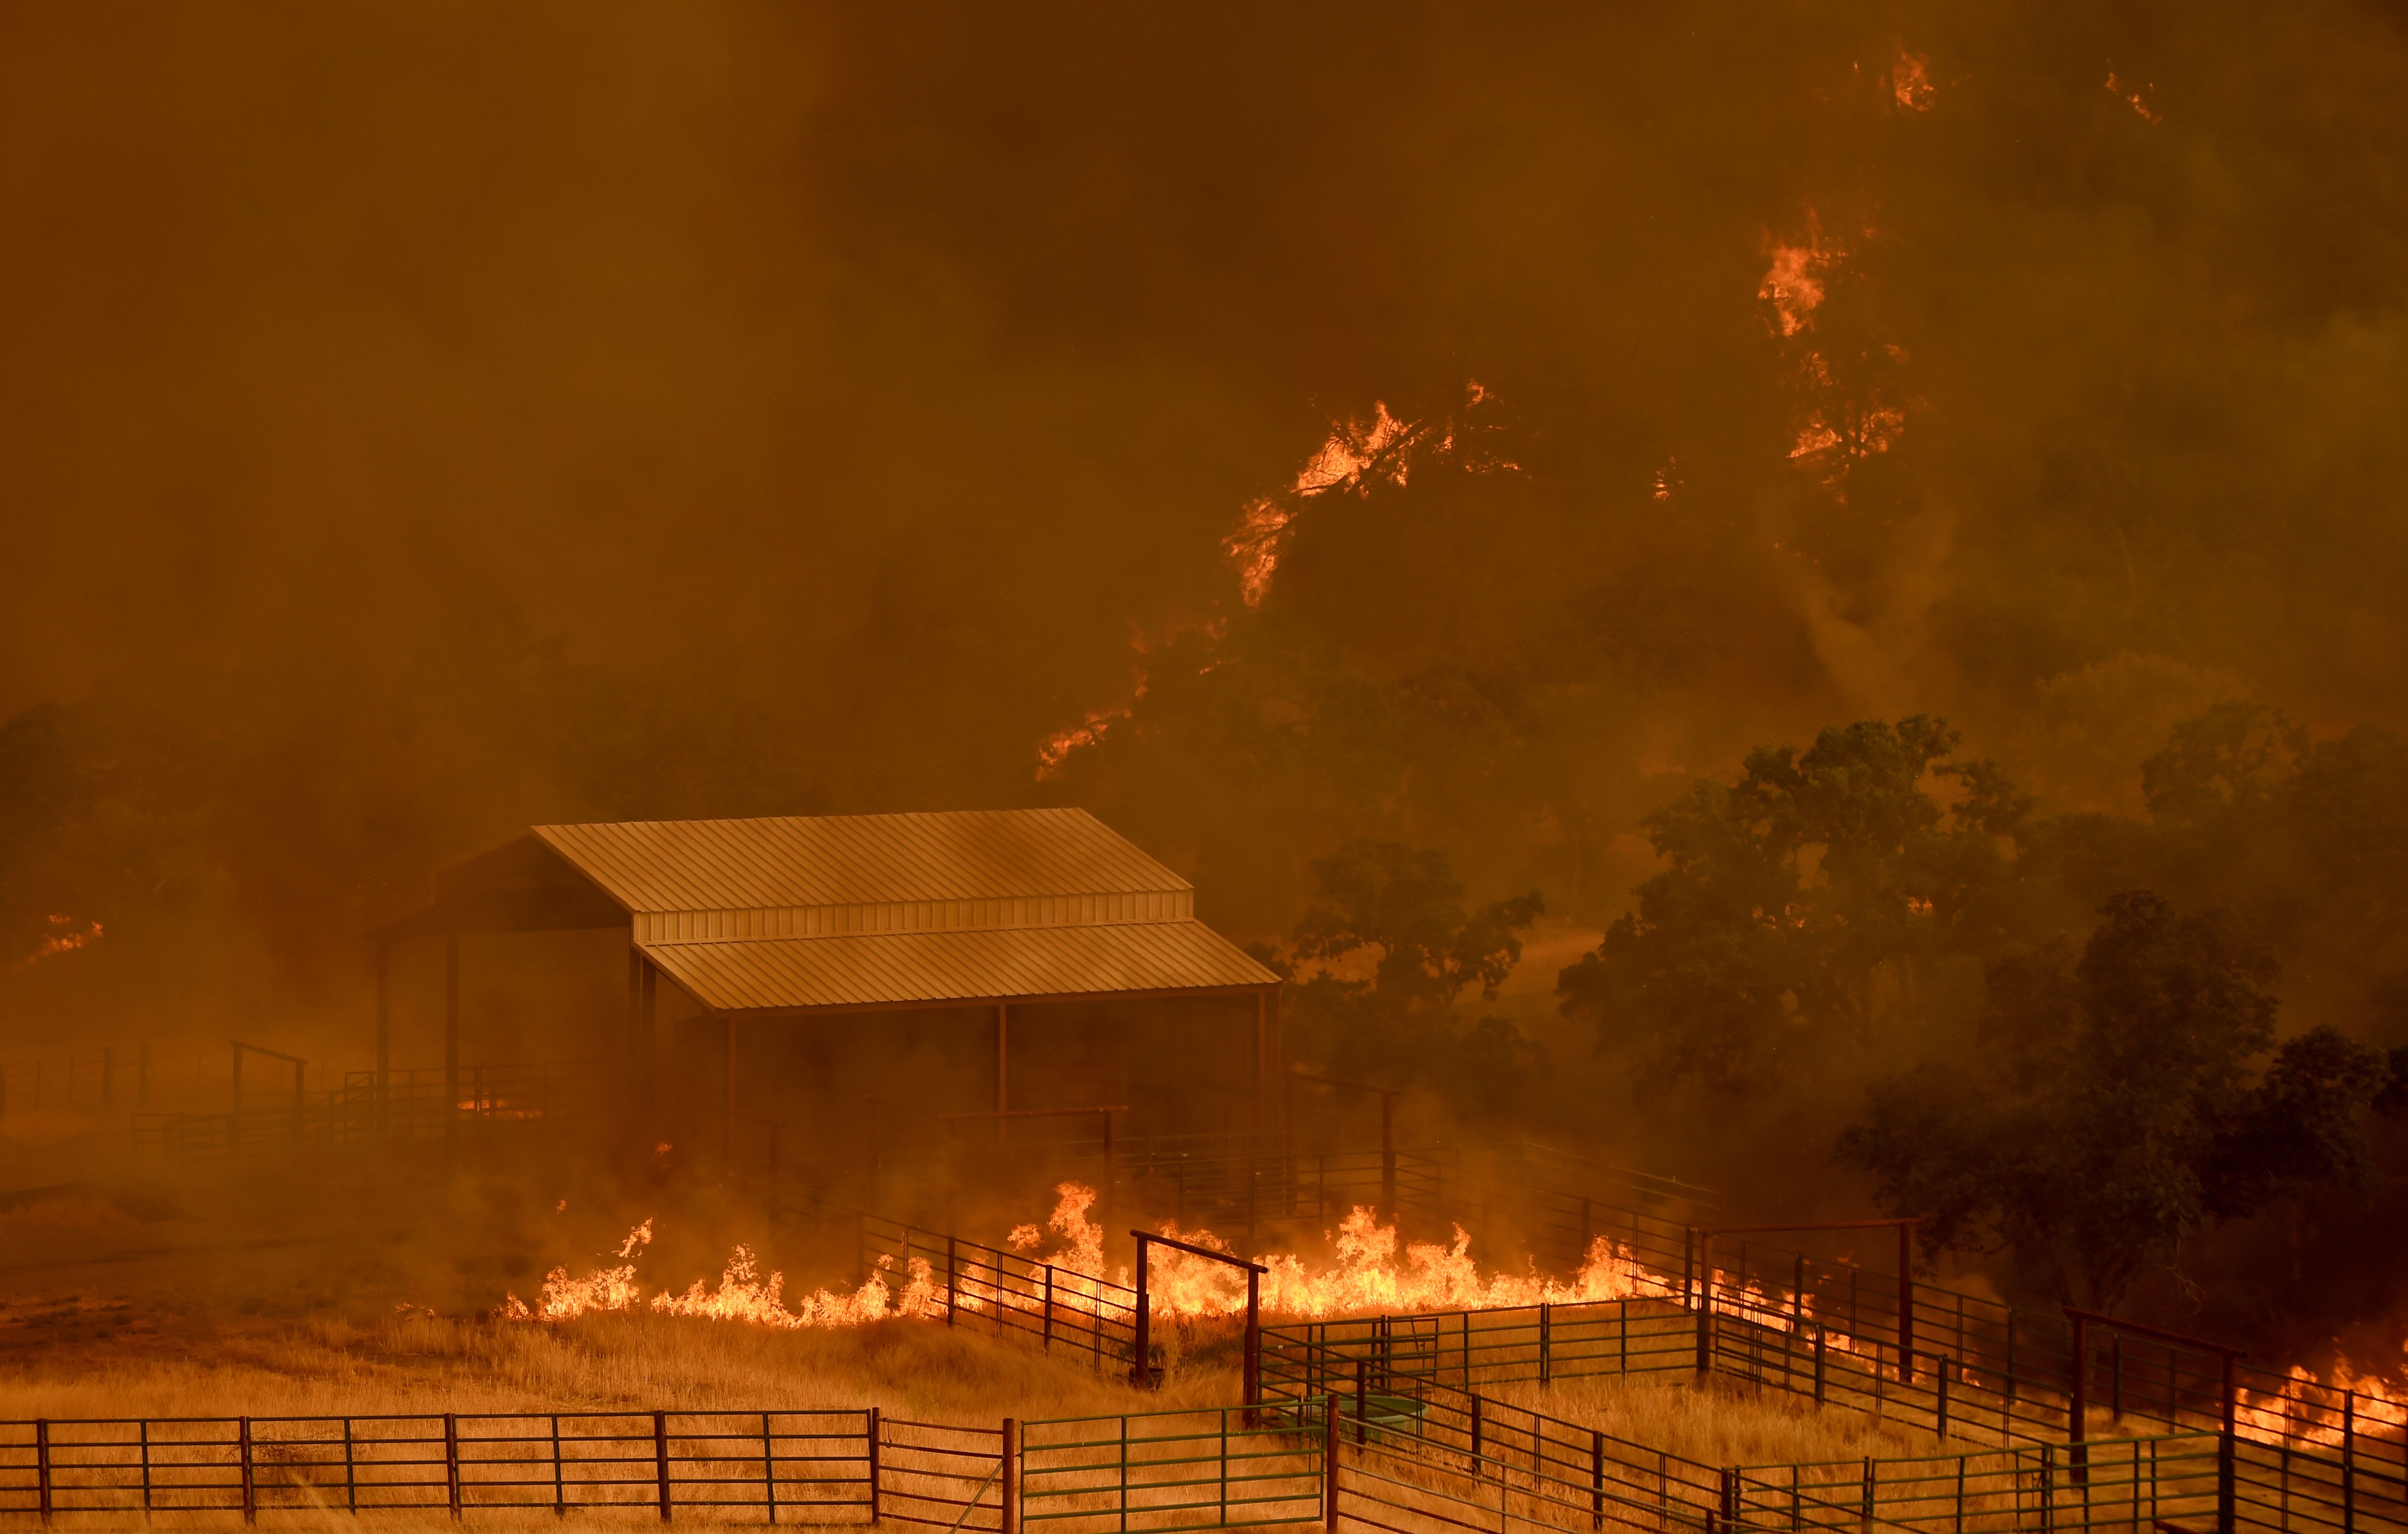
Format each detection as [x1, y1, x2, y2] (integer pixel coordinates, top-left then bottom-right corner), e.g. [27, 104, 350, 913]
[643, 921, 1274, 1013]
[534, 809, 1188, 911]
[430, 807, 1282, 1012]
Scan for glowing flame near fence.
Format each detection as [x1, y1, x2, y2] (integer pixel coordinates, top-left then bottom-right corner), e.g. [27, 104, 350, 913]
[492, 1180, 2408, 1458]
[498, 1181, 1648, 1333]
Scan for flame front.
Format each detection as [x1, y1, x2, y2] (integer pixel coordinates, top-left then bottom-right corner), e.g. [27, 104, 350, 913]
[1013, 1184, 1650, 1320]
[494, 1182, 1649, 1333]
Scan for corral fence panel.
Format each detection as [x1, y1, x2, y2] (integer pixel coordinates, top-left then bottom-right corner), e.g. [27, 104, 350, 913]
[1021, 1405, 1325, 1534]
[0, 1409, 875, 1524]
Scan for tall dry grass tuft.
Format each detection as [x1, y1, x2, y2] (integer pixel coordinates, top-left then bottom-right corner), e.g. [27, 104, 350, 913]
[1493, 1374, 1946, 1468]
[0, 1310, 1240, 1428]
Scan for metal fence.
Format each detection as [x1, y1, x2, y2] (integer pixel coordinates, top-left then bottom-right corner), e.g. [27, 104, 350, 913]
[0, 1409, 873, 1522]
[773, 1194, 1142, 1376]
[1264, 1300, 1700, 1398]
[0, 1047, 145, 1119]
[1022, 1406, 1326, 1533]
[1729, 1437, 2227, 1534]
[129, 1060, 611, 1158]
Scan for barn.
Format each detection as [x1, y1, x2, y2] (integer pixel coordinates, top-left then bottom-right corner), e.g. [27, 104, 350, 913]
[369, 809, 1284, 1166]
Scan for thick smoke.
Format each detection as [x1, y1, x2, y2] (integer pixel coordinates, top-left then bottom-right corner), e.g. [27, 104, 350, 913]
[5, 4, 2408, 1351]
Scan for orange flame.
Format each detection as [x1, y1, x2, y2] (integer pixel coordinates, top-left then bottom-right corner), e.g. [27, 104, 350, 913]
[23, 914, 102, 966]
[1893, 53, 1934, 112]
[1012, 1184, 1650, 1320]
[2106, 73, 2162, 124]
[497, 1217, 948, 1329]
[1760, 224, 1838, 338]
[1222, 382, 1512, 609]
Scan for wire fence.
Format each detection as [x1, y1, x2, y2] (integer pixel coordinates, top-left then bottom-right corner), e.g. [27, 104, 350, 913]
[0, 1047, 145, 1119]
[128, 1060, 612, 1157]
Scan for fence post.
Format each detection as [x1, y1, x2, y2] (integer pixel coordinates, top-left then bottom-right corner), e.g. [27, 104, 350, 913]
[2005, 1314, 2018, 1406]
[444, 1412, 461, 1519]
[2038, 1442, 2054, 1534]
[1001, 1419, 1020, 1534]
[343, 1416, 357, 1513]
[1541, 1302, 1554, 1386]
[1355, 1358, 1368, 1447]
[1591, 1430, 1605, 1531]
[1131, 1239, 1150, 1387]
[1936, 1356, 1950, 1440]
[761, 1412, 778, 1524]
[240, 1416, 256, 1524]
[1860, 1456, 1872, 1534]
[1043, 1267, 1055, 1353]
[551, 1415, 565, 1517]
[1218, 1409, 1229, 1527]
[655, 1411, 671, 1522]
[2342, 1392, 2355, 1534]
[1695, 1232, 1715, 1379]
[2218, 1355, 2236, 1534]
[34, 1419, 50, 1525]
[867, 1407, 882, 1525]
[1324, 1396, 1339, 1532]
[1470, 1392, 1483, 1473]
[947, 1237, 959, 1327]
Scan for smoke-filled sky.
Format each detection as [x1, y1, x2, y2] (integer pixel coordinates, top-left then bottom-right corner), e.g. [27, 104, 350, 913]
[6, 2, 2408, 1024]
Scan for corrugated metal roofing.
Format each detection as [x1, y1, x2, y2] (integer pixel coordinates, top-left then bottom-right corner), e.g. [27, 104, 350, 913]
[641, 920, 1276, 1012]
[534, 809, 1187, 913]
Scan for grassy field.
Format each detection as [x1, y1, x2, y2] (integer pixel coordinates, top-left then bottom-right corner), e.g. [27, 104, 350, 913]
[1491, 1373, 1948, 1469]
[0, 1130, 1979, 1532]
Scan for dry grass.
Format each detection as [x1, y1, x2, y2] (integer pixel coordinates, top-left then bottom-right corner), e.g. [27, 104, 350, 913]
[0, 1308, 1240, 1425]
[1492, 1372, 1948, 1469]
[0, 1141, 1965, 1530]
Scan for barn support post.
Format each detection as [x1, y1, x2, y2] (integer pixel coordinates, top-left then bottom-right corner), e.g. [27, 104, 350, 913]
[1254, 990, 1268, 1137]
[639, 959, 657, 1119]
[374, 938, 390, 1133]
[995, 1004, 1008, 1144]
[627, 943, 643, 1072]
[1380, 1091, 1396, 1217]
[720, 1014, 735, 1171]
[1268, 987, 1284, 1134]
[444, 934, 461, 1141]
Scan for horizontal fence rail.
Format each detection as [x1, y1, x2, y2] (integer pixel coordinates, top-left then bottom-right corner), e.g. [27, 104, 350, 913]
[1267, 1294, 2406, 1534]
[0, 1046, 146, 1119]
[0, 1409, 873, 1523]
[771, 1196, 1142, 1376]
[129, 1061, 611, 1158]
[1022, 1406, 1325, 1534]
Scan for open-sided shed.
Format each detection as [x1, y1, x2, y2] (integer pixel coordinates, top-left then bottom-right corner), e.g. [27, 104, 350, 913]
[371, 808, 1282, 1149]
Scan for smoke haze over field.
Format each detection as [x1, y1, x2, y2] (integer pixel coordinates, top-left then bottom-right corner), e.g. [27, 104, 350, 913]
[5, 3, 2408, 1069]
